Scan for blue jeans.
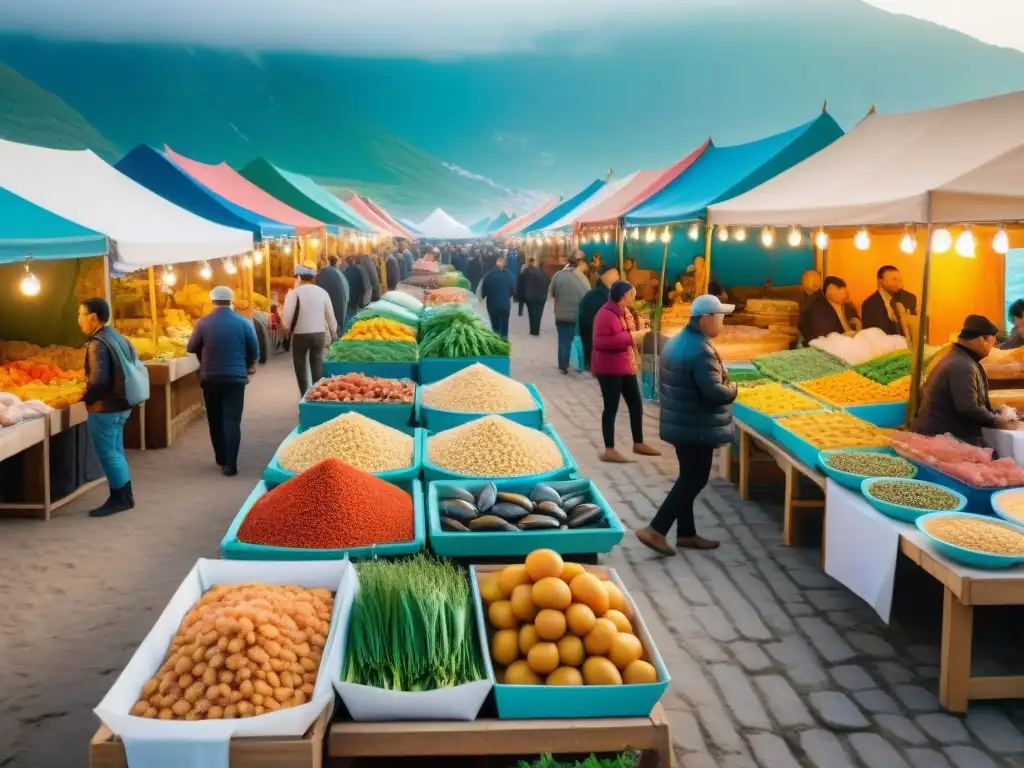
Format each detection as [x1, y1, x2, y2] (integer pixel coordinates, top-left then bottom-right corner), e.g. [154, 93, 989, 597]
[87, 411, 131, 490]
[488, 308, 510, 338]
[556, 321, 574, 371]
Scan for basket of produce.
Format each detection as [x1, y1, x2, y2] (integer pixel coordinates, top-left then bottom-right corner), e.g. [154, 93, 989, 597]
[471, 552, 670, 719]
[991, 488, 1024, 528]
[752, 347, 848, 383]
[355, 300, 422, 329]
[861, 477, 966, 523]
[417, 363, 544, 431]
[324, 340, 418, 381]
[418, 306, 511, 384]
[95, 558, 348, 767]
[916, 512, 1024, 569]
[298, 374, 415, 431]
[264, 413, 421, 488]
[732, 382, 822, 437]
[422, 416, 576, 487]
[333, 556, 491, 721]
[773, 411, 891, 468]
[221, 460, 424, 560]
[797, 370, 908, 428]
[428, 478, 624, 557]
[817, 449, 917, 490]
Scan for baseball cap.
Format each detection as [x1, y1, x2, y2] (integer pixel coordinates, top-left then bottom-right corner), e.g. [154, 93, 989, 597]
[209, 286, 234, 302]
[691, 294, 735, 317]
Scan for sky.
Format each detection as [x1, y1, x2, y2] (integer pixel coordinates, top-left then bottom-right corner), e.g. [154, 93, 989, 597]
[0, 0, 1020, 56]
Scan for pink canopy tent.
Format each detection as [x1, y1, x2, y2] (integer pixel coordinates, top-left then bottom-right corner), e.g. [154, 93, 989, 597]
[492, 197, 559, 238]
[357, 195, 414, 240]
[337, 190, 407, 238]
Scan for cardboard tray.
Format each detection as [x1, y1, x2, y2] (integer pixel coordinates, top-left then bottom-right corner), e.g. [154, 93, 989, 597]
[416, 383, 545, 432]
[417, 356, 511, 385]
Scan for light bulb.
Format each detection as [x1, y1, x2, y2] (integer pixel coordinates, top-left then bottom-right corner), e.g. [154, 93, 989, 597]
[253, 248, 264, 265]
[955, 227, 976, 258]
[932, 227, 952, 253]
[733, 227, 747, 242]
[899, 231, 917, 254]
[19, 267, 40, 297]
[199, 262, 212, 280]
[603, 231, 610, 243]
[660, 226, 671, 244]
[310, 237, 320, 248]
[787, 227, 803, 247]
[814, 229, 829, 250]
[162, 269, 177, 287]
[687, 222, 700, 241]
[760, 227, 775, 248]
[993, 227, 1010, 255]
[717, 226, 729, 242]
[242, 254, 253, 268]
[224, 259, 238, 275]
[645, 228, 655, 244]
[854, 228, 870, 251]
[283, 243, 292, 255]
[630, 227, 639, 241]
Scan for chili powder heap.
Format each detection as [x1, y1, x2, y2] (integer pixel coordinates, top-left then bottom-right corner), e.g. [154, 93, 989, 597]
[239, 458, 414, 549]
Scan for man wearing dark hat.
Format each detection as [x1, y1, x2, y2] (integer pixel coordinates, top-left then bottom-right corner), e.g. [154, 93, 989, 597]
[912, 315, 1019, 446]
[577, 263, 620, 372]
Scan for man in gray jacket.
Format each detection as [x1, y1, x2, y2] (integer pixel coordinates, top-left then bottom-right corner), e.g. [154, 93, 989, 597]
[548, 253, 590, 373]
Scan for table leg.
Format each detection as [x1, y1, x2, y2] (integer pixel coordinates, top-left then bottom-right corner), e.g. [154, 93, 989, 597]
[738, 431, 750, 501]
[782, 463, 796, 547]
[940, 586, 973, 713]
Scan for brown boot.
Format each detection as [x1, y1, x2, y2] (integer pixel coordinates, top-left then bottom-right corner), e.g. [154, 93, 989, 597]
[636, 527, 676, 557]
[599, 448, 633, 463]
[676, 535, 720, 551]
[633, 443, 662, 456]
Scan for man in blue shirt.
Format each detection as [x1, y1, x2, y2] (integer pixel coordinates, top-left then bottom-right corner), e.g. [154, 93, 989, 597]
[479, 253, 516, 338]
[187, 286, 259, 476]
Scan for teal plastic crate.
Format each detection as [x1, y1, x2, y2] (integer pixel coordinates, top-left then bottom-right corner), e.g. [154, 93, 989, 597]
[420, 423, 576, 488]
[915, 511, 1024, 569]
[298, 393, 416, 432]
[426, 479, 623, 557]
[263, 426, 424, 488]
[417, 356, 511, 385]
[470, 564, 670, 718]
[772, 420, 829, 469]
[323, 361, 417, 381]
[844, 401, 908, 428]
[732, 400, 822, 439]
[219, 478, 425, 560]
[416, 384, 545, 432]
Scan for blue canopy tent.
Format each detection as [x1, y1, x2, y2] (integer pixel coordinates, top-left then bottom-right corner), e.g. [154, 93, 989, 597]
[0, 186, 107, 263]
[486, 212, 512, 233]
[523, 179, 605, 234]
[469, 216, 492, 234]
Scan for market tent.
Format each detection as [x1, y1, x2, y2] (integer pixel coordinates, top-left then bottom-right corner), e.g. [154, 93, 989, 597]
[523, 179, 605, 234]
[709, 91, 1024, 227]
[0, 186, 107, 263]
[492, 198, 558, 238]
[164, 146, 324, 234]
[360, 196, 414, 239]
[336, 190, 405, 237]
[470, 216, 492, 234]
[576, 140, 711, 229]
[0, 139, 253, 268]
[486, 212, 512, 233]
[543, 172, 645, 232]
[627, 113, 844, 227]
[397, 218, 425, 237]
[238, 157, 372, 233]
[417, 209, 475, 240]
[116, 145, 295, 241]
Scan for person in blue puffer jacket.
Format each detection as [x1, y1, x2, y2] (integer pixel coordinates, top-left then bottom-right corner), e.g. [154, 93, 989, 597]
[187, 286, 259, 477]
[636, 294, 738, 556]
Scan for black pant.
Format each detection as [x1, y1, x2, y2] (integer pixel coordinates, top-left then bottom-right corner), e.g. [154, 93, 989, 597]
[292, 332, 326, 395]
[526, 300, 545, 335]
[488, 308, 510, 338]
[518, 301, 525, 316]
[650, 444, 715, 538]
[596, 374, 644, 448]
[202, 381, 246, 471]
[581, 329, 593, 371]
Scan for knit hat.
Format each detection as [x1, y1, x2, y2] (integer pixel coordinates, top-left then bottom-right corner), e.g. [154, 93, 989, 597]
[598, 264, 619, 276]
[210, 286, 234, 302]
[959, 315, 1000, 340]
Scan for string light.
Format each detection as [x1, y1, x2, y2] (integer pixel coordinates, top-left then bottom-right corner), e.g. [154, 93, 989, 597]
[283, 242, 292, 255]
[760, 226, 775, 248]
[242, 253, 253, 268]
[787, 227, 803, 247]
[310, 236, 320, 248]
[161, 266, 177, 288]
[993, 227, 1010, 255]
[199, 261, 212, 280]
[932, 227, 952, 253]
[644, 228, 656, 244]
[253, 247, 264, 265]
[19, 259, 40, 297]
[814, 229, 829, 250]
[603, 231, 610, 243]
[899, 226, 917, 254]
[687, 222, 700, 241]
[716, 226, 729, 242]
[660, 226, 672, 245]
[733, 227, 747, 242]
[854, 227, 871, 250]
[955, 226, 976, 258]
[223, 258, 238, 275]
[630, 227, 640, 241]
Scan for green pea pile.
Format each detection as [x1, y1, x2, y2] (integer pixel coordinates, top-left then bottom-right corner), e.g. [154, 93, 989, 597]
[752, 348, 848, 383]
[824, 452, 915, 478]
[868, 480, 960, 510]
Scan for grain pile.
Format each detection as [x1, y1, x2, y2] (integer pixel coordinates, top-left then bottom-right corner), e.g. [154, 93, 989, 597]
[922, 516, 1024, 556]
[823, 452, 915, 478]
[868, 480, 960, 510]
[278, 413, 414, 474]
[428, 415, 564, 477]
[420, 363, 536, 413]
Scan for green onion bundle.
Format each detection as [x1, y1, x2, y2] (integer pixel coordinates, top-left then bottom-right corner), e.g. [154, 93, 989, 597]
[326, 340, 419, 363]
[343, 555, 483, 691]
[518, 754, 640, 768]
[419, 307, 510, 359]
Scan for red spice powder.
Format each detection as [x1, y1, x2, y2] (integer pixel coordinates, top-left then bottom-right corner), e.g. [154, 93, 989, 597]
[238, 458, 414, 549]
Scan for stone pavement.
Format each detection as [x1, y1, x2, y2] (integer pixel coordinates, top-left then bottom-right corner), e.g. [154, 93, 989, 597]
[2, 309, 1024, 767]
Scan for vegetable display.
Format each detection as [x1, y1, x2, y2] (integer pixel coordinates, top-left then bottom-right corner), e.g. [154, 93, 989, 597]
[326, 340, 419, 363]
[852, 349, 913, 385]
[306, 374, 414, 404]
[130, 583, 333, 720]
[278, 413, 414, 474]
[342, 318, 417, 343]
[420, 363, 535, 413]
[822, 452, 915, 478]
[921, 515, 1024, 555]
[891, 432, 1024, 487]
[239, 458, 414, 550]
[799, 370, 905, 405]
[428, 416, 564, 478]
[867, 480, 962, 510]
[752, 348, 847, 382]
[775, 412, 890, 450]
[380, 290, 424, 314]
[520, 755, 638, 768]
[419, 307, 510, 359]
[343, 556, 483, 691]
[735, 382, 820, 415]
[440, 480, 605, 532]
[425, 288, 471, 306]
[727, 368, 769, 385]
[355, 301, 421, 328]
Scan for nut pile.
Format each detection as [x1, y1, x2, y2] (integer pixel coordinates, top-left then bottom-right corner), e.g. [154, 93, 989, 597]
[868, 480, 961, 510]
[922, 516, 1024, 556]
[800, 370, 905, 405]
[420, 363, 536, 413]
[776, 412, 890, 450]
[736, 382, 820, 415]
[823, 452, 915, 478]
[130, 583, 333, 720]
[428, 416, 564, 477]
[278, 413, 414, 474]
[306, 374, 414, 404]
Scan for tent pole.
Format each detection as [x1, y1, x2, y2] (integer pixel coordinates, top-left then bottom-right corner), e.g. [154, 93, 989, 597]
[147, 266, 159, 349]
[617, 220, 625, 273]
[263, 241, 271, 301]
[102, 253, 112, 307]
[908, 194, 933, 424]
[703, 220, 714, 294]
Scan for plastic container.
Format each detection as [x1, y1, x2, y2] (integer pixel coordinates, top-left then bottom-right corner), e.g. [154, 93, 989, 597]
[323, 360, 417, 381]
[420, 423, 576, 488]
[912, 462, 1024, 516]
[263, 426, 424, 488]
[861, 477, 967, 523]
[772, 420, 828, 468]
[220, 478, 425, 560]
[915, 511, 1024, 570]
[417, 356, 511, 385]
[732, 401, 823, 440]
[416, 384, 545, 432]
[843, 401, 908, 429]
[298, 393, 415, 432]
[991, 488, 1024, 528]
[426, 479, 623, 557]
[816, 448, 917, 491]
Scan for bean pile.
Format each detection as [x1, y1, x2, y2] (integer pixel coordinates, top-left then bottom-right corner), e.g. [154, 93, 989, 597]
[130, 583, 333, 720]
[239, 458, 414, 549]
[923, 516, 1024, 556]
[801, 370, 904, 405]
[278, 413, 414, 474]
[428, 416, 564, 477]
[823, 452, 915, 477]
[420, 363, 536, 413]
[868, 480, 961, 510]
[752, 348, 848, 382]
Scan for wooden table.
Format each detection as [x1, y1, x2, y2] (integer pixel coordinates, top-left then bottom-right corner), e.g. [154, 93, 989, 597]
[145, 356, 204, 449]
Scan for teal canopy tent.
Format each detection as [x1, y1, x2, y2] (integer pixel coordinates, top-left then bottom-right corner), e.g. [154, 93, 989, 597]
[523, 179, 605, 234]
[0, 185, 106, 263]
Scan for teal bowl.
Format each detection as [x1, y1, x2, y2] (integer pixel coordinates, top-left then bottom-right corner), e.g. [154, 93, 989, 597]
[915, 511, 1024, 569]
[861, 477, 967, 523]
[417, 383, 545, 432]
[418, 356, 511, 385]
[990, 488, 1024, 529]
[817, 448, 917, 491]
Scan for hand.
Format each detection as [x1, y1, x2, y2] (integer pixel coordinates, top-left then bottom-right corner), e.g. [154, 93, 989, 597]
[994, 416, 1018, 430]
[247, 365, 256, 375]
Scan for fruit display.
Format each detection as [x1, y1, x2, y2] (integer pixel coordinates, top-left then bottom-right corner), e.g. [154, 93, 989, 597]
[0, 360, 85, 408]
[866, 479, 962, 510]
[342, 318, 417, 343]
[343, 556, 483, 691]
[890, 432, 1024, 488]
[420, 363, 535, 413]
[477, 551, 659, 687]
[425, 288, 471, 306]
[278, 413, 414, 474]
[306, 374, 414, 404]
[439, 480, 606, 533]
[238, 459, 414, 550]
[419, 307, 510, 359]
[0, 392, 51, 427]
[775, 411, 891, 450]
[129, 583, 333, 720]
[822, 452, 916, 478]
[921, 515, 1024, 556]
[326, 340, 419, 363]
[428, 416, 564, 478]
[752, 348, 848, 382]
[808, 328, 907, 366]
[0, 341, 86, 370]
[735, 382, 820, 415]
[799, 370, 905, 405]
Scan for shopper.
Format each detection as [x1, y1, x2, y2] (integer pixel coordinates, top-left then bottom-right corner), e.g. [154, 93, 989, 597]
[282, 261, 338, 395]
[316, 256, 349, 336]
[548, 255, 590, 373]
[636, 294, 737, 555]
[578, 263, 620, 372]
[516, 258, 551, 335]
[479, 253, 516, 338]
[187, 287, 259, 476]
[78, 298, 138, 517]
[343, 256, 367, 321]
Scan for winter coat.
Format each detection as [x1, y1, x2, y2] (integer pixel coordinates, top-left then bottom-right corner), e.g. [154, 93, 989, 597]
[84, 326, 135, 413]
[315, 266, 349, 333]
[187, 307, 259, 385]
[912, 344, 997, 446]
[577, 283, 610, 341]
[480, 267, 516, 313]
[516, 266, 551, 304]
[548, 268, 590, 324]
[591, 301, 636, 377]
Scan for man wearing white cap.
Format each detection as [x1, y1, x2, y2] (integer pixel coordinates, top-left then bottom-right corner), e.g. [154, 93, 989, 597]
[187, 286, 260, 476]
[283, 261, 338, 395]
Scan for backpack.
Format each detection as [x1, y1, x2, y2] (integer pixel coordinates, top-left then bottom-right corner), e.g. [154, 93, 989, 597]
[98, 329, 150, 407]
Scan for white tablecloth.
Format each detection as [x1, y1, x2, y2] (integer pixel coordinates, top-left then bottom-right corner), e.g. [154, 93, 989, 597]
[984, 427, 1024, 466]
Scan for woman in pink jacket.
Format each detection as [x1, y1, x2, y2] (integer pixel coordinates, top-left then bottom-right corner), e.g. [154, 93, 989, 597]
[592, 281, 661, 462]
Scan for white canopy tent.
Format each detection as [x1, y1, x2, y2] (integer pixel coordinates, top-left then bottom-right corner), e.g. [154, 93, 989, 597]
[709, 90, 1024, 227]
[416, 208, 475, 240]
[539, 172, 641, 232]
[0, 139, 254, 268]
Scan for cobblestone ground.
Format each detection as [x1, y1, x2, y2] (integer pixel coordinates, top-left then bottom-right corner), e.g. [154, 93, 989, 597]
[3, 310, 1024, 768]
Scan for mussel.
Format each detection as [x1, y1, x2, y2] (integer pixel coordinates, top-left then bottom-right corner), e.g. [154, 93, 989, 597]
[489, 502, 530, 522]
[444, 486, 477, 505]
[561, 494, 588, 512]
[441, 498, 478, 523]
[497, 492, 533, 511]
[476, 481, 498, 513]
[567, 504, 604, 528]
[518, 514, 560, 530]
[441, 517, 470, 532]
[469, 514, 518, 532]
[546, 479, 590, 497]
[530, 483, 562, 505]
[534, 500, 568, 523]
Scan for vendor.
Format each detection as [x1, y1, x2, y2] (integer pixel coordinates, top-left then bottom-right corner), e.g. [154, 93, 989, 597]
[799, 270, 823, 313]
[912, 315, 1019, 445]
[861, 265, 917, 336]
[998, 299, 1024, 349]
[798, 276, 861, 342]
[666, 256, 726, 305]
